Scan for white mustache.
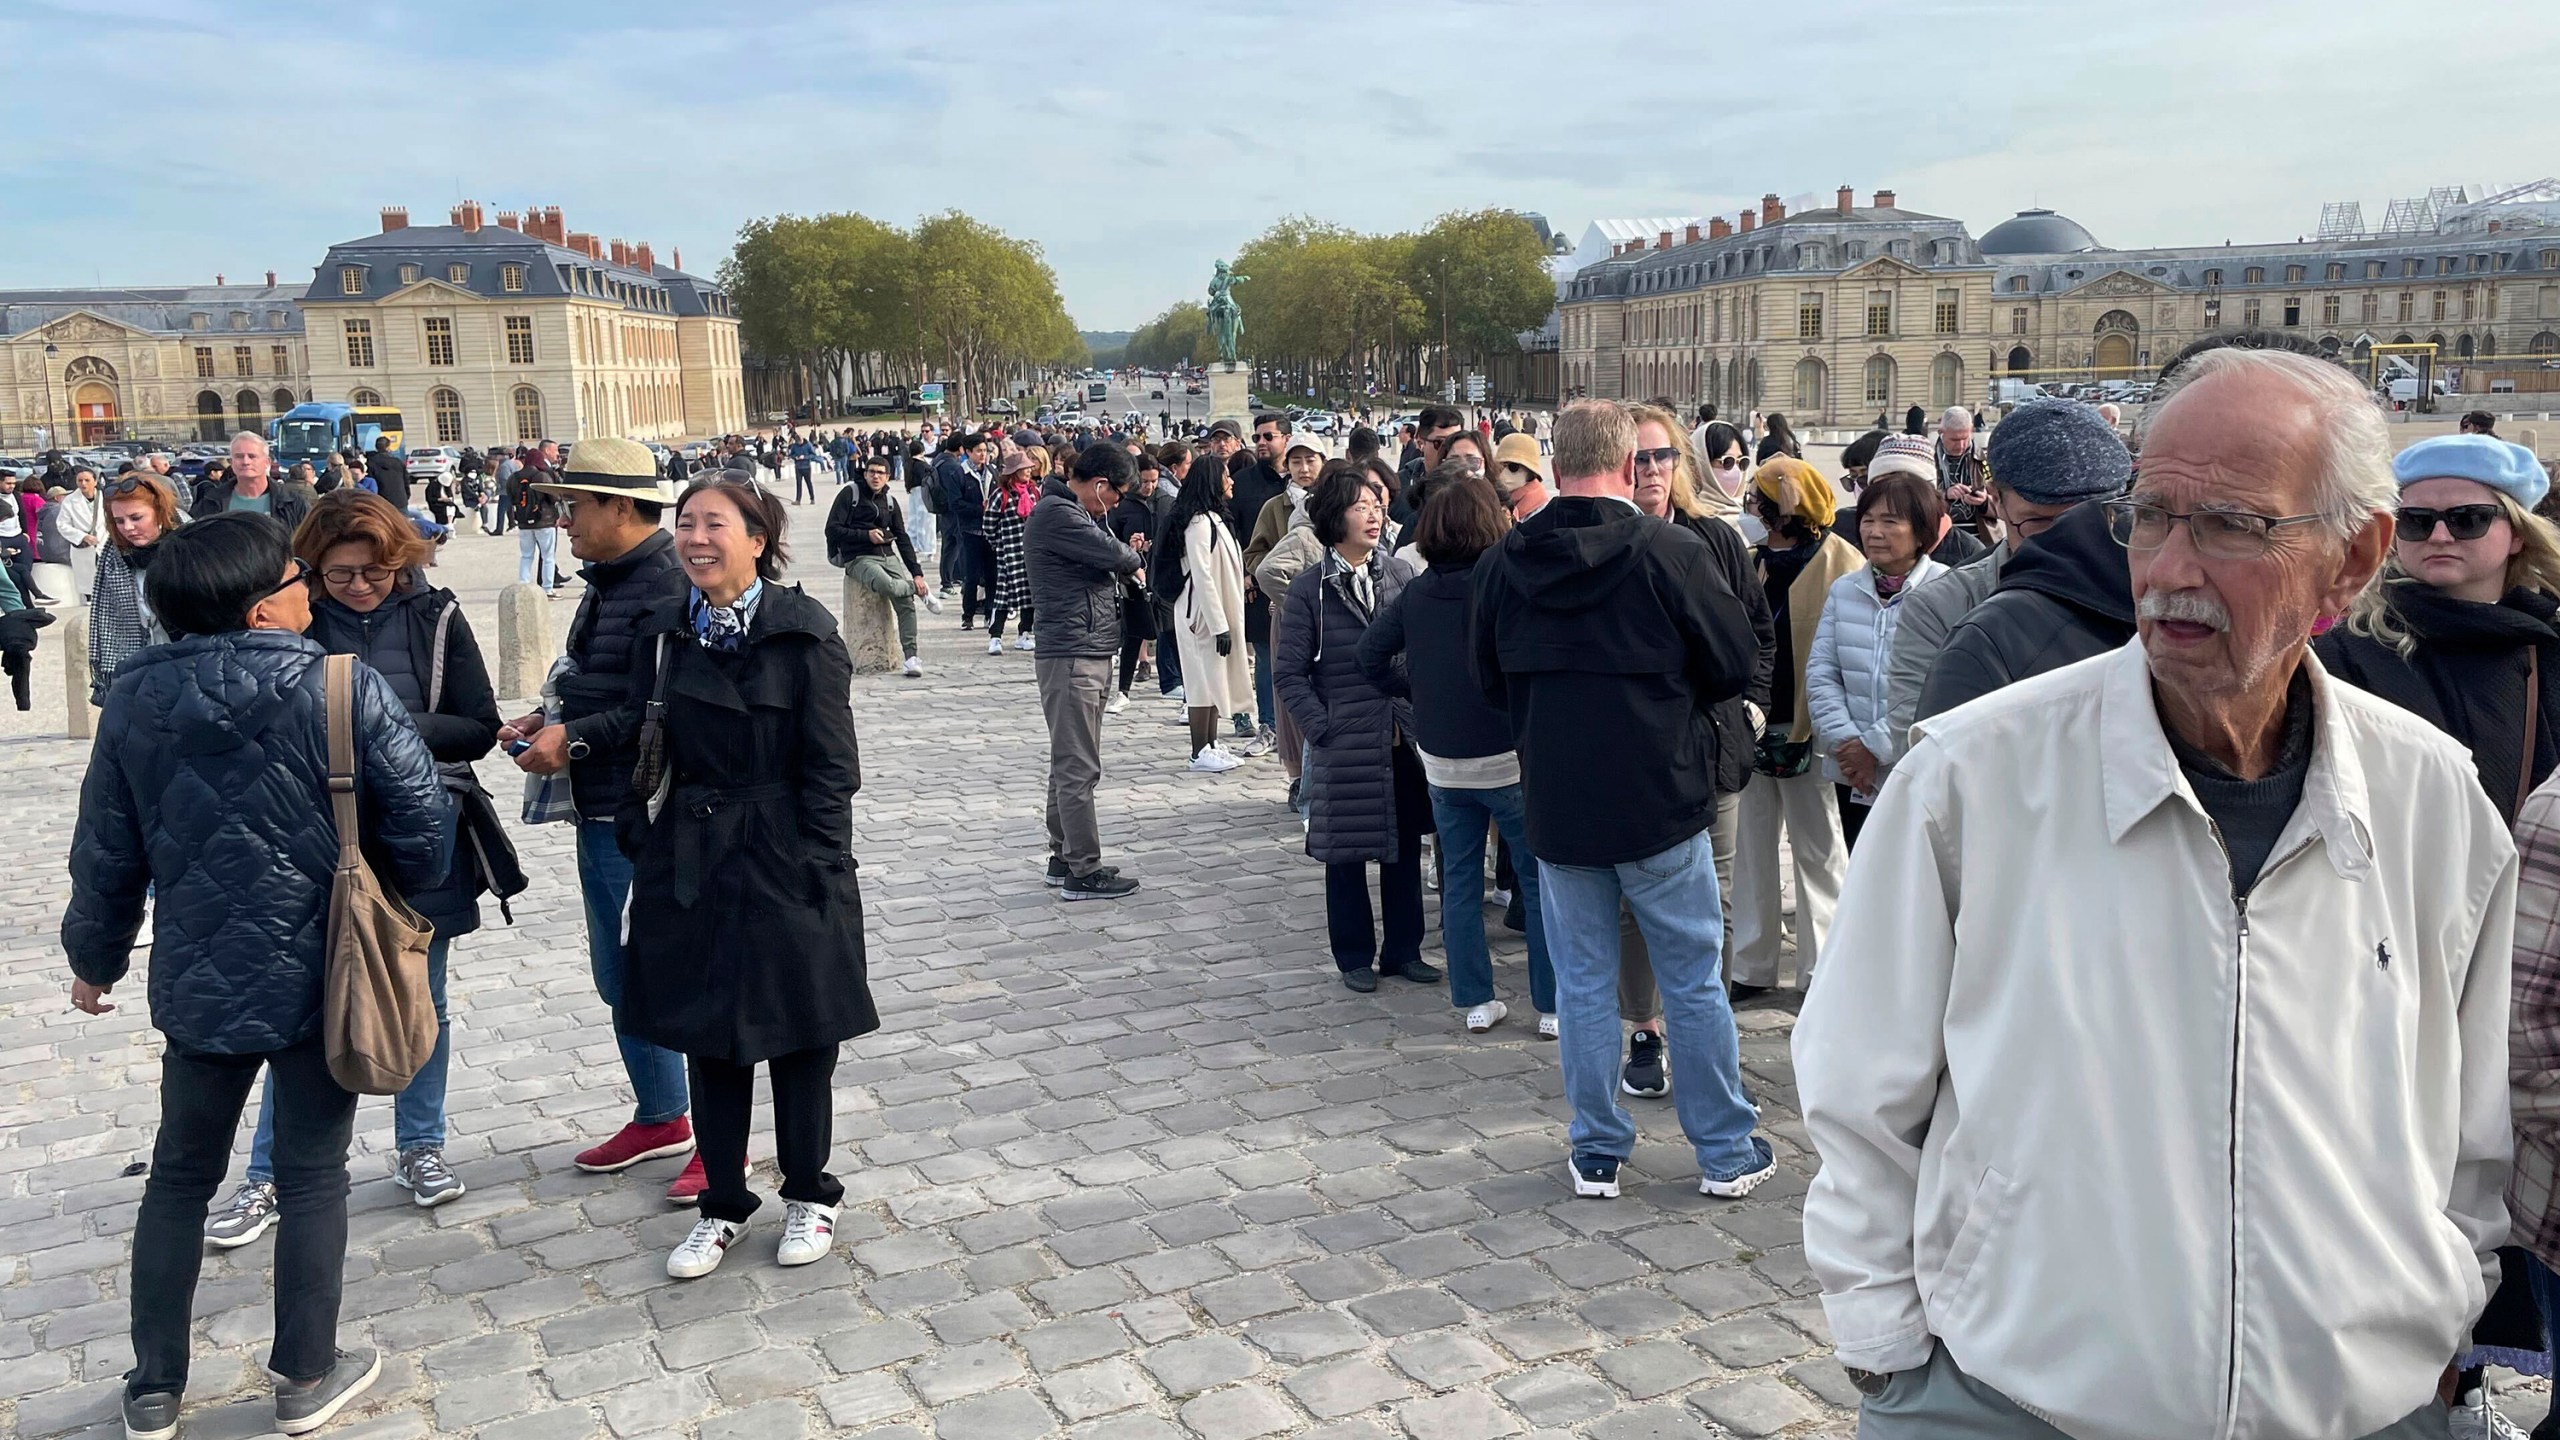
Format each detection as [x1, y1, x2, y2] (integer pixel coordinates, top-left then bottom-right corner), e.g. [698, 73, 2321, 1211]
[2138, 591, 2230, 631]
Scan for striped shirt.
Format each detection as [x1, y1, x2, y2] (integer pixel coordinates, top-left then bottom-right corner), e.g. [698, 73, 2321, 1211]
[2509, 779, 2560, 1266]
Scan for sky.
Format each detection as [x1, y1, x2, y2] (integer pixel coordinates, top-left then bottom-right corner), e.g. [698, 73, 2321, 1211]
[5, 0, 2558, 330]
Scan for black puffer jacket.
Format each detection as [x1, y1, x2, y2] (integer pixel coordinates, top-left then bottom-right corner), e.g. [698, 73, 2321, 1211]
[189, 479, 317, 530]
[1276, 549, 1417, 864]
[1916, 499, 2136, 725]
[308, 585, 500, 935]
[559, 530, 687, 818]
[63, 631, 452, 1054]
[1025, 477, 1141, 660]
[2315, 579, 2560, 825]
[1675, 513, 1779, 796]
[1355, 560, 1510, 763]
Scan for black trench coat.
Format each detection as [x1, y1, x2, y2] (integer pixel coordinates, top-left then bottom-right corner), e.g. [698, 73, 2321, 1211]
[615, 584, 878, 1064]
[1274, 549, 1420, 865]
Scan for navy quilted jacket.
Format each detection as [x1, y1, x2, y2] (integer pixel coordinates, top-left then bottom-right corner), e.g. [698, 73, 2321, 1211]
[64, 630, 452, 1054]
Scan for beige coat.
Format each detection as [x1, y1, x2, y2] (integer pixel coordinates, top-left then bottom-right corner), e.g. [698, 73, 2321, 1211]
[1176, 512, 1254, 715]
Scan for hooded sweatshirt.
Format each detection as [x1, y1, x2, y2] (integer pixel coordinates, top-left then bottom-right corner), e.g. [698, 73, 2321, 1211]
[1471, 494, 1757, 866]
[1915, 498, 2136, 723]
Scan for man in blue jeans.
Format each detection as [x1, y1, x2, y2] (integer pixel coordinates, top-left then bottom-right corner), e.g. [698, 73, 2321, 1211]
[1472, 398, 1774, 1201]
[502, 438, 700, 1202]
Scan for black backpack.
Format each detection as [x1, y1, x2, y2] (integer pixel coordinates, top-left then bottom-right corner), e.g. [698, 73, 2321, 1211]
[507, 477, 552, 529]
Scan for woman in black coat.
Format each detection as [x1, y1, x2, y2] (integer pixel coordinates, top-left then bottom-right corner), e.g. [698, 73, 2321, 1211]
[1274, 463, 1438, 994]
[616, 477, 875, 1282]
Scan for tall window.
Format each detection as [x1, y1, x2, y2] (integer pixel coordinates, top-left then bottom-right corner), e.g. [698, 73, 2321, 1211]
[338, 266, 365, 295]
[2544, 286, 2560, 319]
[2361, 293, 2379, 324]
[194, 346, 214, 378]
[2284, 265, 2304, 283]
[233, 345, 253, 376]
[430, 386, 464, 444]
[1865, 291, 1893, 337]
[2243, 299, 2261, 327]
[512, 385, 544, 440]
[2007, 275, 2028, 293]
[2282, 298, 2301, 327]
[2326, 263, 2346, 281]
[343, 318, 374, 368]
[501, 265, 526, 293]
[1793, 357, 1826, 412]
[272, 344, 291, 374]
[2432, 290, 2448, 321]
[1797, 295, 1823, 340]
[2010, 306, 2028, 334]
[237, 390, 262, 431]
[2321, 295, 2341, 325]
[398, 264, 421, 285]
[2203, 269, 2222, 286]
[2203, 299, 2221, 328]
[2244, 267, 2265, 284]
[504, 316, 535, 364]
[2398, 291, 2415, 322]
[1863, 354, 1894, 406]
[447, 263, 470, 284]
[351, 387, 383, 406]
[422, 316, 454, 367]
[1933, 289, 1958, 334]
[2544, 250, 2560, 270]
[1930, 352, 1962, 410]
[2463, 290, 2476, 321]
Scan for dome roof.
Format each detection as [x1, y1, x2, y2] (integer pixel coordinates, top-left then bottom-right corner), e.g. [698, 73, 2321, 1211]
[1979, 209, 2100, 255]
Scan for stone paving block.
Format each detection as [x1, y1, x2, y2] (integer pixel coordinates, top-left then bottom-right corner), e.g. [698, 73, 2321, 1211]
[1281, 1356, 1412, 1418]
[1574, 1286, 1696, 1339]
[822, 1317, 935, 1372]
[933, 1387, 1060, 1440]
[1395, 1389, 1523, 1440]
[1043, 1357, 1155, 1422]
[700, 1399, 810, 1440]
[1594, 1338, 1711, 1400]
[1175, 1382, 1299, 1440]
[1386, 1331, 1508, 1391]
[923, 1291, 1039, 1344]
[1286, 1256, 1392, 1304]
[1622, 1224, 1735, 1272]
[1021, 1315, 1135, 1375]
[1494, 1362, 1620, 1426]
[655, 1314, 764, 1370]
[1029, 1268, 1133, 1315]
[1243, 1308, 1372, 1364]
[1658, 1266, 1780, 1320]
[599, 1375, 716, 1437]
[1442, 1261, 1564, 1313]
[909, 1339, 1029, 1405]
[818, 1371, 916, 1429]
[1140, 1334, 1261, 1396]
[434, 1372, 548, 1429]
[1346, 1287, 1466, 1337]
[473, 1409, 611, 1440]
[1686, 1314, 1813, 1369]
[1688, 1375, 1819, 1436]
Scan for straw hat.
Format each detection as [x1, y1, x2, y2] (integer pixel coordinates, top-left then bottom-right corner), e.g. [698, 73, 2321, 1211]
[535, 437, 673, 503]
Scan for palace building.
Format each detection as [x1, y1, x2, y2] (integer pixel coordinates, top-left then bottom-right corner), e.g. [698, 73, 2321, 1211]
[1558, 181, 2560, 426]
[0, 277, 309, 447]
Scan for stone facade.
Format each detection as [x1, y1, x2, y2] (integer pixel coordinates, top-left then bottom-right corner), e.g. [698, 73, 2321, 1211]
[296, 203, 745, 449]
[1559, 186, 2560, 425]
[0, 279, 308, 448]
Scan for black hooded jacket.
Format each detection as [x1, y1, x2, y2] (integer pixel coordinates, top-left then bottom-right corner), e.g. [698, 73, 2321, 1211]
[1915, 498, 2135, 724]
[2315, 579, 2560, 825]
[1471, 495, 1756, 867]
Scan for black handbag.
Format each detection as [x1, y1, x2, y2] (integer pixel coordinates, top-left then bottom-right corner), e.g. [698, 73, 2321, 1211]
[1752, 730, 1814, 779]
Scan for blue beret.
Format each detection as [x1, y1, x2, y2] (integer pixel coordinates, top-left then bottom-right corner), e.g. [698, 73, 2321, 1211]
[2392, 434, 2548, 509]
[1984, 398, 2130, 505]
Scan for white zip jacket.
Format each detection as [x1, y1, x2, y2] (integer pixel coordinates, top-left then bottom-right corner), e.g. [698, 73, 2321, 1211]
[1796, 639, 2515, 1440]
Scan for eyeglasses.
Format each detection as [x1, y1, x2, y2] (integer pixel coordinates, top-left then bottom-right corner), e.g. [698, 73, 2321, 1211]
[103, 475, 151, 497]
[1632, 446, 1680, 471]
[2395, 504, 2503, 543]
[1710, 456, 1747, 472]
[261, 557, 311, 602]
[2104, 500, 2326, 560]
[321, 563, 395, 587]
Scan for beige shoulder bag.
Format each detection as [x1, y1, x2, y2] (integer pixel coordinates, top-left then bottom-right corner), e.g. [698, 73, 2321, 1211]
[319, 653, 439, 1095]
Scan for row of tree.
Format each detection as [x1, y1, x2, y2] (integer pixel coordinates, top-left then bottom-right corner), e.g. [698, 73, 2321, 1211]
[1123, 210, 1556, 403]
[721, 211, 1085, 420]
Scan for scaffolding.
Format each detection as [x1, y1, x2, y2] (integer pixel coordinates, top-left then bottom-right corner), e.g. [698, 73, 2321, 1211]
[2316, 202, 2366, 241]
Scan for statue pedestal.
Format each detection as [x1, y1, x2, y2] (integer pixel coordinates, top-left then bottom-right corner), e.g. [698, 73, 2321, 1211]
[1208, 361, 1253, 429]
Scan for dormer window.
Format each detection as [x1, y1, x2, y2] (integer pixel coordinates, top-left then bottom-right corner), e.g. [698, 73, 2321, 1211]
[338, 266, 365, 295]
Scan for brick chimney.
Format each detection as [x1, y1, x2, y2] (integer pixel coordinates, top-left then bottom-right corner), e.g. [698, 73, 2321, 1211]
[1873, 189, 1896, 209]
[635, 242, 655, 272]
[672, 247, 683, 272]
[609, 239, 628, 267]
[496, 210, 521, 232]
[451, 200, 483, 233]
[1837, 186, 1855, 215]
[1709, 217, 1731, 240]
[537, 207, 565, 244]
[1657, 231, 1672, 250]
[380, 206, 408, 233]
[265, 270, 276, 288]
[588, 236, 606, 261]
[1738, 211, 1755, 235]
[1761, 193, 1785, 226]
[1685, 224, 1702, 243]
[215, 273, 225, 286]
[566, 231, 594, 258]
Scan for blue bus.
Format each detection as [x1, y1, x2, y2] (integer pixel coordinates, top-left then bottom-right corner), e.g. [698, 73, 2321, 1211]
[269, 401, 405, 475]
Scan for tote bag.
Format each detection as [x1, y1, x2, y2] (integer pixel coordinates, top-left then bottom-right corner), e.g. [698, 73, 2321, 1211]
[319, 654, 440, 1095]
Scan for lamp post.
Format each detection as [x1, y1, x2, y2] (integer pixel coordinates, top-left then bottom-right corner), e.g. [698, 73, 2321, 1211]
[40, 343, 60, 453]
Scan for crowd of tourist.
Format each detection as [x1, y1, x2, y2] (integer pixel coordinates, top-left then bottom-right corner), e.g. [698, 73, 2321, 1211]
[52, 330, 2560, 1440]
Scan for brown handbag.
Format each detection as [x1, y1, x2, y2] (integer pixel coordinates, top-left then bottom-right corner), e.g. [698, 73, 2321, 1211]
[318, 653, 440, 1095]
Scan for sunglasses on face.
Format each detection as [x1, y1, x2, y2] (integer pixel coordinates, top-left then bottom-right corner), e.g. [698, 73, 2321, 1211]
[262, 557, 311, 602]
[2395, 504, 2503, 543]
[1710, 456, 1746, 471]
[1632, 447, 1681, 471]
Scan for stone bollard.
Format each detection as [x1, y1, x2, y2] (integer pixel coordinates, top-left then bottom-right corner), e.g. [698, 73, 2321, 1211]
[839, 573, 901, 675]
[2520, 427, 2540, 457]
[494, 582, 554, 702]
[62, 607, 95, 740]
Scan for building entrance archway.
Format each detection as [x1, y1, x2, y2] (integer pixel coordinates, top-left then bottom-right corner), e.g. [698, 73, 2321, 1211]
[70, 381, 119, 443]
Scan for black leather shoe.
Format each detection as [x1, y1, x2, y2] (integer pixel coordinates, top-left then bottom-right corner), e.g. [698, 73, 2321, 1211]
[1728, 981, 1775, 1005]
[1341, 968, 1379, 993]
[1385, 959, 1443, 984]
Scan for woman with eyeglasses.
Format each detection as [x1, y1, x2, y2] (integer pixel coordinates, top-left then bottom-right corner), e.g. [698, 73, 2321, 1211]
[194, 491, 505, 1247]
[88, 473, 184, 704]
[2315, 433, 2560, 1440]
[1804, 472, 1950, 852]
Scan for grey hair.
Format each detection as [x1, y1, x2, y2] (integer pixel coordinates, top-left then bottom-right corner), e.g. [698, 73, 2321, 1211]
[1940, 406, 1972, 430]
[2136, 345, 2393, 543]
[228, 430, 271, 454]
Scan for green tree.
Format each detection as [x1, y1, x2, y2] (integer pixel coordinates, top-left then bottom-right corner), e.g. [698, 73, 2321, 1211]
[1405, 209, 1557, 387]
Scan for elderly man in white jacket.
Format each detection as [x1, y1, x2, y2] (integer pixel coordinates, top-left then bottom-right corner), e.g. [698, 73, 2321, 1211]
[1796, 346, 2517, 1440]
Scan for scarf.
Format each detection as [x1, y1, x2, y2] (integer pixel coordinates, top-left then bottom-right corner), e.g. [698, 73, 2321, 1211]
[689, 580, 763, 653]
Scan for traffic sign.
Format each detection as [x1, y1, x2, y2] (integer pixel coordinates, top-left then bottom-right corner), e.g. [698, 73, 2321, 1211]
[918, 383, 945, 408]
[1464, 373, 1487, 403]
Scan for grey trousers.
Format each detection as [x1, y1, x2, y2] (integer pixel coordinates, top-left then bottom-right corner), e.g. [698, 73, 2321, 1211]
[1037, 654, 1112, 877]
[847, 555, 920, 659]
[1858, 1343, 2451, 1439]
[1618, 792, 1740, 1024]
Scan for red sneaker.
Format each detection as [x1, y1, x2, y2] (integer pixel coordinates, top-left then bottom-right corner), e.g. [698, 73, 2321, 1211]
[574, 1119, 695, 1174]
[665, 1154, 708, 1207]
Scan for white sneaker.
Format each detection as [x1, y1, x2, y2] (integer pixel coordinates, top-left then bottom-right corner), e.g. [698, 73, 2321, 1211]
[1236, 733, 1271, 759]
[988, 636, 1005, 655]
[666, 1216, 745, 1279]
[776, 1201, 838, 1267]
[1167, 685, 1186, 702]
[922, 593, 944, 615]
[1187, 747, 1243, 774]
[1464, 1001, 1509, 1034]
[2451, 1387, 2529, 1440]
[1104, 690, 1129, 714]
[1489, 888, 1515, 908]
[902, 656, 924, 678]
[1536, 1012, 1560, 1040]
[1015, 634, 1036, 651]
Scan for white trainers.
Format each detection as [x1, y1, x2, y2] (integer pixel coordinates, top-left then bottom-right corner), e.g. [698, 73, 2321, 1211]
[1489, 888, 1515, 908]
[1464, 1001, 1509, 1034]
[776, 1201, 838, 1267]
[987, 636, 1005, 655]
[1536, 1012, 1560, 1040]
[1015, 634, 1036, 651]
[1187, 747, 1244, 774]
[1236, 733, 1272, 759]
[922, 593, 944, 615]
[666, 1216, 745, 1279]
[902, 656, 924, 678]
[1104, 690, 1129, 715]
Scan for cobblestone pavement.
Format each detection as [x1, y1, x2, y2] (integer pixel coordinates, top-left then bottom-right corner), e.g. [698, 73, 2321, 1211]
[0, 484, 1849, 1440]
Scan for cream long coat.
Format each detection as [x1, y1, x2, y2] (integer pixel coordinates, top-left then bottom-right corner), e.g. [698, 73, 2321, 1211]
[1175, 512, 1254, 716]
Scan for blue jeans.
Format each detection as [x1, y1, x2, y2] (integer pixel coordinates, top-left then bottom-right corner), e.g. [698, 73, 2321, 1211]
[1428, 782, 1552, 1013]
[517, 526, 557, 588]
[1538, 828, 1760, 1175]
[579, 819, 690, 1125]
[247, 937, 450, 1181]
[1250, 638, 1276, 730]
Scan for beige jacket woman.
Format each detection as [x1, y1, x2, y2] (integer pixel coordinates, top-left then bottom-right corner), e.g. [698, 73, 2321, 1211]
[1176, 511, 1253, 716]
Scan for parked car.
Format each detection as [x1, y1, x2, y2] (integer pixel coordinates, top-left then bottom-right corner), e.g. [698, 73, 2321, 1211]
[1299, 413, 1337, 435]
[407, 446, 455, 481]
[1149, 388, 1166, 399]
[1058, 408, 1084, 426]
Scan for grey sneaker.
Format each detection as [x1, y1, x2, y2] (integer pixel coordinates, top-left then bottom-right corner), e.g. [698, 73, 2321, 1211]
[123, 1389, 180, 1440]
[275, 1347, 381, 1435]
[393, 1147, 465, 1208]
[204, 1180, 277, 1248]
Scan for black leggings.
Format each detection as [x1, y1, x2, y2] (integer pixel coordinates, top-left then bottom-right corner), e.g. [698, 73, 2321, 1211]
[689, 1046, 844, 1224]
[989, 602, 1033, 639]
[1118, 625, 1147, 694]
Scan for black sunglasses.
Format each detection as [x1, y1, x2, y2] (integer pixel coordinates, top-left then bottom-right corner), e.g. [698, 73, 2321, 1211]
[261, 557, 311, 602]
[1632, 446, 1681, 470]
[2395, 504, 2504, 543]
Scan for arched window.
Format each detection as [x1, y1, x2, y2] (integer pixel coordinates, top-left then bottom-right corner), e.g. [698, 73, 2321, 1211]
[1745, 357, 1763, 407]
[2531, 332, 2560, 357]
[2482, 332, 2498, 358]
[236, 389, 263, 432]
[1863, 354, 1895, 408]
[1930, 353, 1963, 410]
[351, 387, 383, 407]
[430, 386, 464, 444]
[1793, 357, 1827, 414]
[272, 388, 295, 414]
[2006, 345, 2033, 374]
[2317, 336, 2343, 356]
[513, 385, 545, 441]
[195, 390, 226, 443]
[2354, 338, 2375, 361]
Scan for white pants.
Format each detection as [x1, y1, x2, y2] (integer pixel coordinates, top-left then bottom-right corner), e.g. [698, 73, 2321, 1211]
[1728, 768, 1844, 989]
[907, 488, 937, 559]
